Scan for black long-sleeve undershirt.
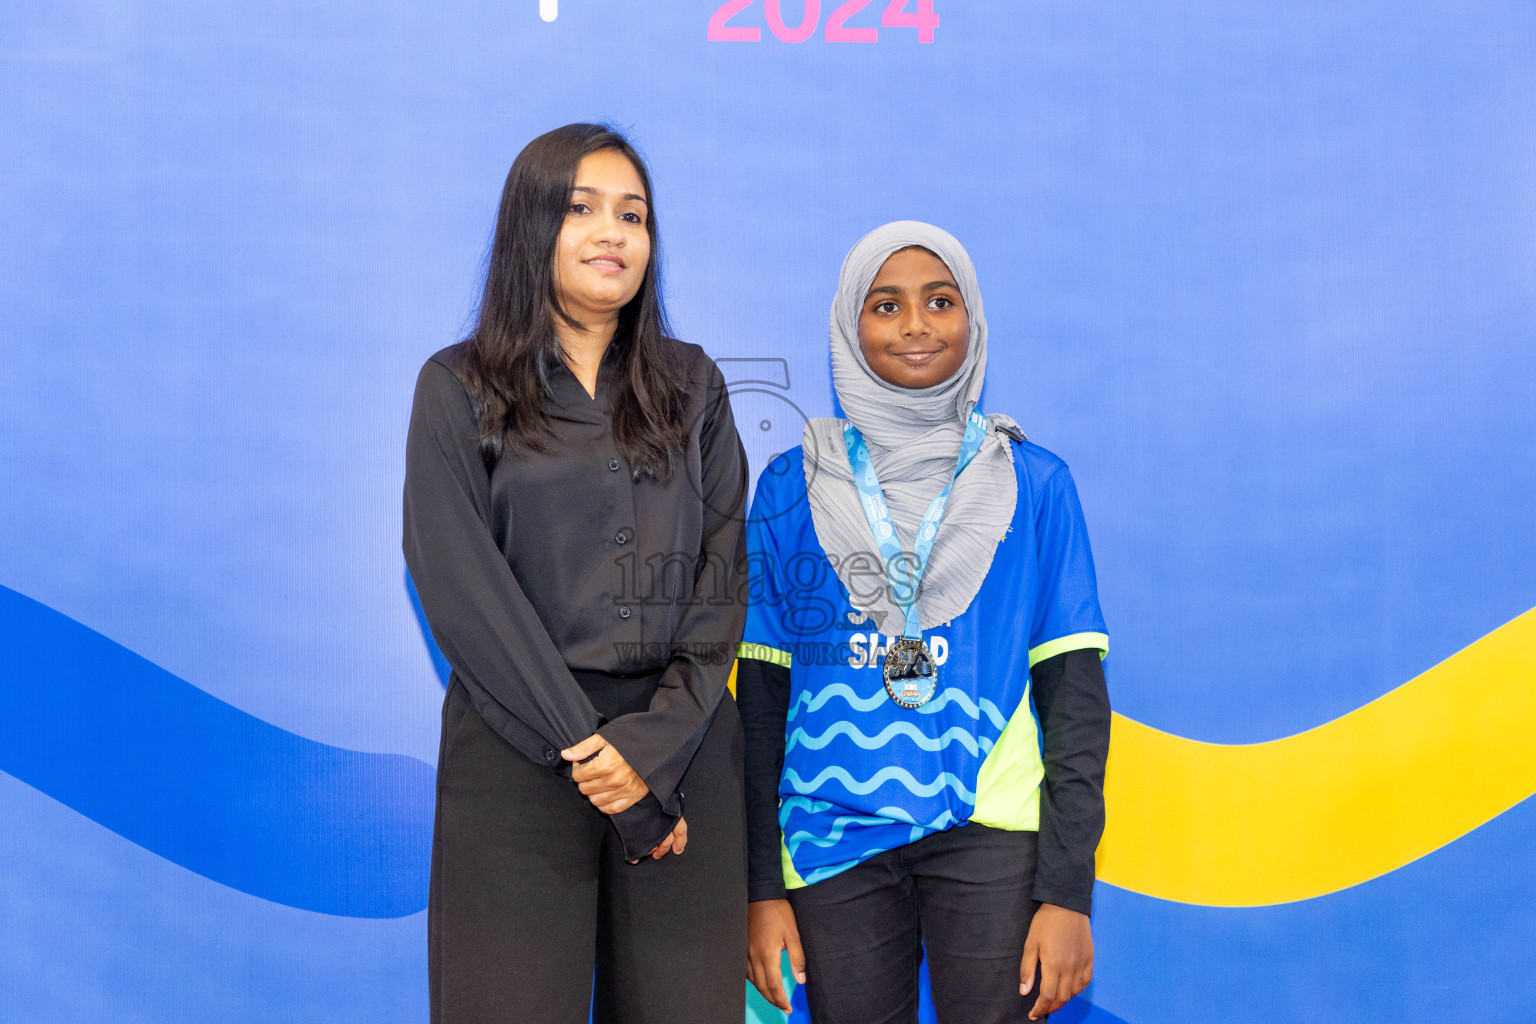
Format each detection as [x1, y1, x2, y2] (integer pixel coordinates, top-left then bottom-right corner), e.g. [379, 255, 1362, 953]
[738, 654, 794, 904]
[738, 647, 1110, 914]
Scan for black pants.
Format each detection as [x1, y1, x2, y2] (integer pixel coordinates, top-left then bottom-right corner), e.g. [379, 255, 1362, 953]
[428, 676, 746, 1024]
[786, 823, 1047, 1024]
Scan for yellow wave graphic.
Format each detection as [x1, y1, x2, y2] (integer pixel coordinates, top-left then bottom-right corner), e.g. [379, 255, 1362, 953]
[1097, 607, 1536, 906]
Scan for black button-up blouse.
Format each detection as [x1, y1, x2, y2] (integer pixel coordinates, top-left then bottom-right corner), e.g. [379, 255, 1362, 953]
[403, 339, 748, 858]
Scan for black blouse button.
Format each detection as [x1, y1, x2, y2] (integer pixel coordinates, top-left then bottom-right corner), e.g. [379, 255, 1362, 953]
[542, 747, 558, 763]
[618, 606, 632, 619]
[615, 531, 629, 545]
[608, 459, 621, 471]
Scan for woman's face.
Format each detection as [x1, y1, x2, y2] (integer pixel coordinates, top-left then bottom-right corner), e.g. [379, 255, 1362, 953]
[552, 148, 651, 325]
[857, 247, 970, 389]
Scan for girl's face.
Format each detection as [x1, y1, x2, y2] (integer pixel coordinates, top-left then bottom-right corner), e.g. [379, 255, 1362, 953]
[857, 247, 970, 389]
[552, 148, 651, 325]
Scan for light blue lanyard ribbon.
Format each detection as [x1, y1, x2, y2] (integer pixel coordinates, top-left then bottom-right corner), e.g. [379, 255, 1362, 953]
[842, 410, 989, 640]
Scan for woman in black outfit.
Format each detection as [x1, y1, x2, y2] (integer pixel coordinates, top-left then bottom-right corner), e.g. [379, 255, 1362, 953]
[403, 123, 749, 1024]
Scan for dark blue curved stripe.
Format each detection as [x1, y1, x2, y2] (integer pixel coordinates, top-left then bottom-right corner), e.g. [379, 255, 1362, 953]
[0, 585, 432, 918]
[1050, 996, 1133, 1024]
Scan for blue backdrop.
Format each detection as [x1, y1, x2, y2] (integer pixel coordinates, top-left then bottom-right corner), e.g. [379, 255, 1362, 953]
[3, 2, 1534, 1021]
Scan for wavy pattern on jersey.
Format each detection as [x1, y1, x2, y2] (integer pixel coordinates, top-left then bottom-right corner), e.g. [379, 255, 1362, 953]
[780, 795, 835, 816]
[787, 682, 887, 720]
[784, 805, 959, 855]
[1099, 607, 1536, 906]
[869, 807, 960, 833]
[917, 689, 1009, 730]
[785, 814, 891, 854]
[785, 765, 979, 803]
[0, 586, 433, 918]
[789, 682, 1007, 729]
[787, 721, 994, 756]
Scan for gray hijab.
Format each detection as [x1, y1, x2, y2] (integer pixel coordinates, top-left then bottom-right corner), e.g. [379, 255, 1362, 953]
[803, 221, 1021, 634]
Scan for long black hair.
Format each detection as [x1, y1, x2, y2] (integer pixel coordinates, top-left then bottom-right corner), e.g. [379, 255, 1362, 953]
[462, 123, 690, 477]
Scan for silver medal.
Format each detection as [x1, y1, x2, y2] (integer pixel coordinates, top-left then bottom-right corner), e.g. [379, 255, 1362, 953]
[883, 637, 938, 709]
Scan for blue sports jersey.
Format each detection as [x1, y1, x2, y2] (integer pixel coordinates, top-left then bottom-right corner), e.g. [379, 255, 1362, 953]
[739, 436, 1108, 888]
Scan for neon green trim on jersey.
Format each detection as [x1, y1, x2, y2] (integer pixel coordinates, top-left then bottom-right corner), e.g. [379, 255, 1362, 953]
[782, 834, 808, 890]
[739, 642, 793, 668]
[970, 682, 1044, 832]
[1027, 631, 1109, 669]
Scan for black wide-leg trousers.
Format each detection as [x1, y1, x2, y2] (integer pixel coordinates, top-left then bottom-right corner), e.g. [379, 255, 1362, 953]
[428, 676, 747, 1024]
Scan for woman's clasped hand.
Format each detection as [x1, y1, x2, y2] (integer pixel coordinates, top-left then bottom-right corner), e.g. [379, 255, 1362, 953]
[562, 733, 689, 861]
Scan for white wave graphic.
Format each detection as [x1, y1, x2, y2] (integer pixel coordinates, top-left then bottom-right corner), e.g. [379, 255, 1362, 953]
[872, 807, 958, 831]
[785, 814, 891, 854]
[788, 721, 992, 756]
[782, 806, 959, 855]
[785, 765, 978, 803]
[789, 682, 1011, 730]
[788, 683, 886, 720]
[779, 795, 834, 817]
[917, 690, 1009, 730]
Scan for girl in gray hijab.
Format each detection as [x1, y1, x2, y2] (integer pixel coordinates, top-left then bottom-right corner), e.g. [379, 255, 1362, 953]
[738, 222, 1113, 1022]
